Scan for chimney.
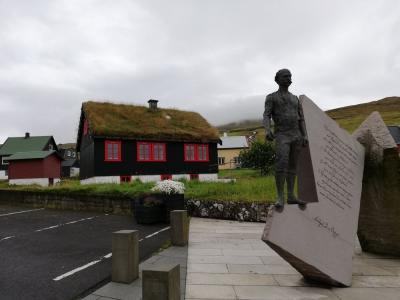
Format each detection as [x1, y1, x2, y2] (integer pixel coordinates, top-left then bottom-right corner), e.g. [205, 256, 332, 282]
[25, 132, 30, 139]
[148, 99, 159, 111]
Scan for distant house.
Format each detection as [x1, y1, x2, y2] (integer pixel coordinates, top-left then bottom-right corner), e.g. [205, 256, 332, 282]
[0, 133, 58, 180]
[76, 100, 221, 184]
[388, 125, 400, 151]
[217, 134, 249, 169]
[58, 143, 80, 177]
[5, 151, 61, 186]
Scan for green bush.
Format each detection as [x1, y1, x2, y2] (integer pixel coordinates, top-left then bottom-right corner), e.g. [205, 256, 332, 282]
[239, 141, 275, 175]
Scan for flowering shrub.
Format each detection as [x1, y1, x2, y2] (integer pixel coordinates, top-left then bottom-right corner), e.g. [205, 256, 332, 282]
[151, 180, 185, 195]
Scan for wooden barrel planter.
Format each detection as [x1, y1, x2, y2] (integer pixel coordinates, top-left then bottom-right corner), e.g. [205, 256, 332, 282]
[134, 193, 185, 224]
[134, 194, 165, 224]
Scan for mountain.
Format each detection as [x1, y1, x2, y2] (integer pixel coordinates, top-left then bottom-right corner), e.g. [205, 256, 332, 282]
[217, 96, 400, 138]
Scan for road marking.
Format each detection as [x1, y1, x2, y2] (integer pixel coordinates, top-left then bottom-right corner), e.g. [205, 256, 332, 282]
[35, 216, 97, 232]
[53, 259, 102, 281]
[0, 208, 45, 217]
[0, 236, 15, 242]
[145, 226, 171, 239]
[52, 226, 171, 281]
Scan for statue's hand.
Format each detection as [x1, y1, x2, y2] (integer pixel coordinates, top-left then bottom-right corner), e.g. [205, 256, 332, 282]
[302, 136, 308, 147]
[266, 131, 275, 141]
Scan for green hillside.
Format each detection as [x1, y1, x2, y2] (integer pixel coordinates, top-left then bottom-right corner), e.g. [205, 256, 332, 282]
[326, 96, 400, 132]
[217, 96, 400, 139]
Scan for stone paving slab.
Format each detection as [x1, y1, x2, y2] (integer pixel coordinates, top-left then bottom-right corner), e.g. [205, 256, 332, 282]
[331, 287, 400, 300]
[187, 217, 400, 300]
[187, 273, 277, 286]
[234, 286, 340, 300]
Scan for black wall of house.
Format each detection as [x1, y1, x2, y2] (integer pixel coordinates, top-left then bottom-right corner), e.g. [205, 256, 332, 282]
[79, 135, 95, 179]
[91, 138, 218, 177]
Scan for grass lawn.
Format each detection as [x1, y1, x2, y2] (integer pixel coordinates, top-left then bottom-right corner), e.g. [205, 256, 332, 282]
[0, 169, 276, 203]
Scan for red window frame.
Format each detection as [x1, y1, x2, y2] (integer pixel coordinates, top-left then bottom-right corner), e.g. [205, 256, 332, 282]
[104, 140, 122, 162]
[161, 174, 172, 180]
[184, 144, 209, 162]
[120, 175, 131, 183]
[190, 174, 199, 180]
[137, 142, 167, 162]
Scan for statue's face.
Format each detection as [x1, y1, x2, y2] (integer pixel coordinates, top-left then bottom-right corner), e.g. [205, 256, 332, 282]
[277, 71, 292, 87]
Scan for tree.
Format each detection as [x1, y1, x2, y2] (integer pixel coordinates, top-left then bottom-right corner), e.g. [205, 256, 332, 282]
[239, 141, 275, 175]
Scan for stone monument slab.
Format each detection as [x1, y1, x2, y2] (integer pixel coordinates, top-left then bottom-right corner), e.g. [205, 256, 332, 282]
[352, 111, 400, 256]
[262, 95, 365, 286]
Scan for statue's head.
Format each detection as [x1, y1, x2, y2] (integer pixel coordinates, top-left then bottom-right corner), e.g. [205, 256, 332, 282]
[275, 69, 292, 87]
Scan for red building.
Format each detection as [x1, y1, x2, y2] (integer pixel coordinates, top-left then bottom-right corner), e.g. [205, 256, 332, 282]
[5, 151, 62, 186]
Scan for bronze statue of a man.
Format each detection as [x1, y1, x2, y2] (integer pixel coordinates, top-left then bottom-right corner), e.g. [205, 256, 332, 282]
[263, 69, 308, 209]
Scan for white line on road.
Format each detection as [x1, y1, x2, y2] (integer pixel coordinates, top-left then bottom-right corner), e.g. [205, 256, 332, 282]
[0, 236, 15, 242]
[0, 208, 45, 217]
[52, 226, 171, 281]
[145, 226, 171, 239]
[35, 216, 97, 232]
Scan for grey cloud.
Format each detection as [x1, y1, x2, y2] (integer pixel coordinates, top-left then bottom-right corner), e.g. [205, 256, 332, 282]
[0, 0, 399, 143]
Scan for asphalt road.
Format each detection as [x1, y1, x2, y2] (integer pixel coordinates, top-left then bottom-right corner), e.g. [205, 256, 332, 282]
[0, 205, 170, 300]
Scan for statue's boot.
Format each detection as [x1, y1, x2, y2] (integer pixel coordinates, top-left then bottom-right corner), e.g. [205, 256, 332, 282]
[286, 174, 306, 205]
[274, 172, 285, 209]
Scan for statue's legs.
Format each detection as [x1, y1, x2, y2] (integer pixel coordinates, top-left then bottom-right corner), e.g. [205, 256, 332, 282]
[274, 136, 290, 208]
[286, 139, 306, 205]
[274, 171, 286, 208]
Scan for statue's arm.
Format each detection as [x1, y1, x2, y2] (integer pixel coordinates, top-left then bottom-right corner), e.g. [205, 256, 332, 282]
[298, 98, 308, 145]
[263, 96, 274, 140]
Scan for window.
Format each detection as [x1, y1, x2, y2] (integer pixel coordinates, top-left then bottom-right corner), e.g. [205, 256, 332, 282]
[184, 144, 209, 162]
[105, 140, 122, 162]
[67, 150, 71, 157]
[48, 144, 53, 150]
[161, 174, 172, 180]
[120, 176, 131, 183]
[218, 157, 225, 165]
[184, 144, 195, 161]
[190, 174, 199, 180]
[137, 142, 166, 162]
[2, 157, 9, 165]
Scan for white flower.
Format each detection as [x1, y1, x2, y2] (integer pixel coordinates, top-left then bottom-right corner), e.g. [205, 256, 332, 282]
[151, 180, 185, 194]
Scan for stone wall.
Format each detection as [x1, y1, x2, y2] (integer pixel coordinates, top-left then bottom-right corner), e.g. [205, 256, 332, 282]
[186, 198, 270, 222]
[0, 189, 134, 214]
[0, 189, 270, 222]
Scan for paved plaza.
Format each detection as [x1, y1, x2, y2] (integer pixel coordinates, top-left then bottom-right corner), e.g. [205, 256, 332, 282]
[85, 217, 400, 300]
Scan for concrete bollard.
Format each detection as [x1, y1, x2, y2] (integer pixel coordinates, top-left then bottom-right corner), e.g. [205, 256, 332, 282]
[170, 210, 189, 246]
[142, 263, 180, 300]
[112, 230, 139, 283]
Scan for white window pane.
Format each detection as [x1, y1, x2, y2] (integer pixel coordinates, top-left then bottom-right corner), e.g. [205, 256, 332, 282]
[154, 145, 159, 160]
[107, 144, 113, 159]
[139, 144, 145, 160]
[113, 144, 119, 159]
[186, 145, 195, 160]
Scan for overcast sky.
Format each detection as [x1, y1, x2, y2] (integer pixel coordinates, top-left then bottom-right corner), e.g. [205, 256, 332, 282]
[1, 0, 399, 144]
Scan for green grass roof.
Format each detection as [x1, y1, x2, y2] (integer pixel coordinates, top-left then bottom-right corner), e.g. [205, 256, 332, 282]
[4, 150, 57, 161]
[0, 136, 52, 156]
[82, 101, 220, 142]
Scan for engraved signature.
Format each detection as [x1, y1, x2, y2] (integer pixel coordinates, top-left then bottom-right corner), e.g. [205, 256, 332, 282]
[313, 216, 339, 238]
